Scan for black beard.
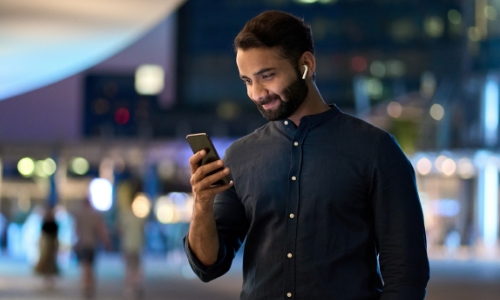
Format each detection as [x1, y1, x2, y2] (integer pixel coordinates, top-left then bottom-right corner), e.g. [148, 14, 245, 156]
[255, 68, 308, 121]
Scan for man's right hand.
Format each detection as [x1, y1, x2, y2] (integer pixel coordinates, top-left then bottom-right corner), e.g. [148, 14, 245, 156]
[187, 150, 233, 266]
[189, 150, 233, 211]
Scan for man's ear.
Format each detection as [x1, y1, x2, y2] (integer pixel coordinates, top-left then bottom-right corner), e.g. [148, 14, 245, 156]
[300, 51, 315, 80]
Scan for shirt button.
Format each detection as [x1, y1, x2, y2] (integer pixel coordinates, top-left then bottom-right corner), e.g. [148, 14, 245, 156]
[287, 253, 293, 258]
[291, 176, 296, 181]
[284, 120, 289, 125]
[289, 213, 295, 219]
[293, 141, 299, 146]
[287, 292, 292, 297]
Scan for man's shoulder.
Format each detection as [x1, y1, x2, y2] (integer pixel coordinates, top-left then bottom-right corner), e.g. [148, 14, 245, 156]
[336, 110, 389, 141]
[226, 122, 272, 153]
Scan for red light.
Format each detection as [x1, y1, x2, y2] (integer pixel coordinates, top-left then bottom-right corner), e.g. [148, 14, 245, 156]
[114, 108, 130, 125]
[351, 56, 367, 72]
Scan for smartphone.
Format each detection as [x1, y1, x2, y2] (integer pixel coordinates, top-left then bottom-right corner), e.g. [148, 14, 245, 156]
[186, 133, 230, 186]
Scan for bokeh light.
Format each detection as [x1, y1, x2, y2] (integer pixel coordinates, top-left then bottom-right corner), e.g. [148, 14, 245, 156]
[135, 64, 165, 95]
[387, 101, 403, 118]
[42, 158, 57, 176]
[430, 104, 445, 120]
[351, 56, 367, 72]
[89, 178, 113, 211]
[417, 157, 432, 175]
[370, 61, 386, 78]
[448, 9, 462, 25]
[131, 193, 151, 218]
[457, 157, 475, 179]
[17, 157, 35, 177]
[441, 158, 457, 176]
[71, 157, 90, 175]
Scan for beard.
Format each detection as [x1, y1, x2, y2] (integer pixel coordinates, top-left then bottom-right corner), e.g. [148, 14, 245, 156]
[254, 67, 308, 121]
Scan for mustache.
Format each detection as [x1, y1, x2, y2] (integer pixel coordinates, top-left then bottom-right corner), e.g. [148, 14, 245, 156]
[257, 95, 281, 106]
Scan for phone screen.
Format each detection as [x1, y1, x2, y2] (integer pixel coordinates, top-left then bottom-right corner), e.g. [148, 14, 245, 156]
[186, 133, 230, 186]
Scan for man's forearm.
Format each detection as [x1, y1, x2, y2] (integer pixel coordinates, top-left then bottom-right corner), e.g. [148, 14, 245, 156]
[188, 204, 220, 266]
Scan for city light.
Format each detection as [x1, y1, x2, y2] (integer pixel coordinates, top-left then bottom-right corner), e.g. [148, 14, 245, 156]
[17, 157, 35, 177]
[71, 157, 90, 175]
[435, 155, 448, 172]
[387, 101, 403, 118]
[424, 16, 444, 38]
[42, 158, 57, 176]
[448, 9, 462, 25]
[365, 78, 384, 99]
[385, 60, 406, 78]
[416, 157, 432, 175]
[430, 104, 445, 121]
[351, 56, 367, 73]
[484, 6, 497, 21]
[135, 64, 165, 95]
[484, 79, 499, 147]
[457, 157, 475, 179]
[131, 193, 151, 218]
[441, 158, 457, 176]
[370, 61, 386, 78]
[89, 178, 113, 211]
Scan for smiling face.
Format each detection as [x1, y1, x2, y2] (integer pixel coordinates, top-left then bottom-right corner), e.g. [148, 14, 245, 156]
[236, 47, 308, 121]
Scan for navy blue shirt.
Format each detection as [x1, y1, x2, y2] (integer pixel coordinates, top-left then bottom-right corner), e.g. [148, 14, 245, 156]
[185, 105, 429, 300]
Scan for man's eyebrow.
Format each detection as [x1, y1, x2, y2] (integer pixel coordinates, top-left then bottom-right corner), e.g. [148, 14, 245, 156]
[253, 68, 275, 76]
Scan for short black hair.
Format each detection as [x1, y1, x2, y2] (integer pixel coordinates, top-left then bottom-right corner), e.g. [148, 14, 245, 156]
[234, 10, 314, 65]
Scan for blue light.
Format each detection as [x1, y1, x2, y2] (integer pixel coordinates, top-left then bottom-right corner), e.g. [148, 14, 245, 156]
[484, 79, 499, 146]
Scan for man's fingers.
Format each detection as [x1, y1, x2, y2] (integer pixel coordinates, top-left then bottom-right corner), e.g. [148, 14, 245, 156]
[189, 150, 206, 174]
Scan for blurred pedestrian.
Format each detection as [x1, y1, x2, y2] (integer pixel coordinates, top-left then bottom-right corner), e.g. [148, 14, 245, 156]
[34, 205, 59, 288]
[117, 181, 147, 299]
[73, 197, 111, 298]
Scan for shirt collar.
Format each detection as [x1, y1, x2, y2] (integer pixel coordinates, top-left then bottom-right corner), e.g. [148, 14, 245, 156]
[273, 104, 341, 132]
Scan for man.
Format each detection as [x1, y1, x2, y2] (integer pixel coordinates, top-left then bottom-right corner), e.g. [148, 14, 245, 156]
[184, 10, 429, 300]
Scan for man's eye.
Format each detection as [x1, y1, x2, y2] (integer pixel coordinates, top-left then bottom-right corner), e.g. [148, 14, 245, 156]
[262, 74, 274, 80]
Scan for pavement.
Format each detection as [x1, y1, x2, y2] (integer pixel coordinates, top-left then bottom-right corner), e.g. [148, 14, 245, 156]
[0, 252, 500, 300]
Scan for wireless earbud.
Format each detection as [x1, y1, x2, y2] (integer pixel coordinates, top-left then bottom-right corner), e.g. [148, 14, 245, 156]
[302, 65, 308, 80]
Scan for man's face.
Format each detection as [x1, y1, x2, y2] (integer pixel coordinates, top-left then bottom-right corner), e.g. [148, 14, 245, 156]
[236, 47, 308, 121]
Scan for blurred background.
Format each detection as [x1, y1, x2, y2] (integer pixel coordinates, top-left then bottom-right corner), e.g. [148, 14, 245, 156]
[0, 0, 500, 299]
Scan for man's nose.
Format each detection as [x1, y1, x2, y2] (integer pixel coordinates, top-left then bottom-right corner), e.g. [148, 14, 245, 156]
[249, 82, 268, 102]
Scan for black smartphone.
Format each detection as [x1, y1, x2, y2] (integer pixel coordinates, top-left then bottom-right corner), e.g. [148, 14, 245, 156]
[186, 133, 230, 186]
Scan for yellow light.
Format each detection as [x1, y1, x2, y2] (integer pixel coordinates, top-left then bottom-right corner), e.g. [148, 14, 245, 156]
[17, 157, 35, 177]
[484, 6, 497, 21]
[424, 16, 444, 38]
[156, 203, 179, 224]
[71, 157, 89, 175]
[468, 26, 482, 42]
[448, 9, 462, 25]
[35, 160, 48, 177]
[131, 193, 151, 218]
[42, 158, 57, 176]
[441, 158, 456, 176]
[387, 102, 403, 118]
[416, 158, 432, 175]
[435, 155, 448, 172]
[430, 104, 445, 120]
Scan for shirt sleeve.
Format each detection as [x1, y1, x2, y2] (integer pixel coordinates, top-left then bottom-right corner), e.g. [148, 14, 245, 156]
[184, 183, 249, 282]
[370, 133, 430, 300]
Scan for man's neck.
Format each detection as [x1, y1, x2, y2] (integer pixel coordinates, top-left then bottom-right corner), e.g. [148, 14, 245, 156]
[288, 86, 330, 127]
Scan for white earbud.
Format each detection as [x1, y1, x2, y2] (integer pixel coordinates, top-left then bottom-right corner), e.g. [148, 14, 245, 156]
[302, 65, 308, 80]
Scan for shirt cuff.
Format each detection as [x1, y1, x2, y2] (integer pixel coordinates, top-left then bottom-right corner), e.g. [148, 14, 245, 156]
[183, 232, 228, 279]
